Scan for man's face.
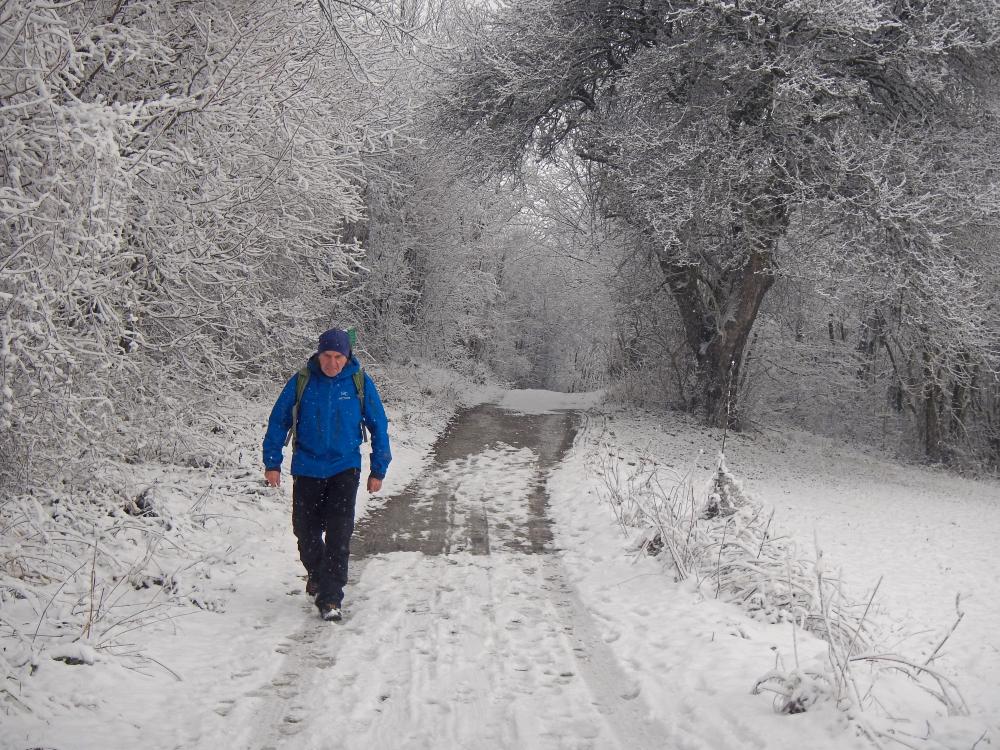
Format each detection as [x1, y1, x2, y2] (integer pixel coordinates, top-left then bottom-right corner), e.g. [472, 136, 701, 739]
[318, 350, 348, 377]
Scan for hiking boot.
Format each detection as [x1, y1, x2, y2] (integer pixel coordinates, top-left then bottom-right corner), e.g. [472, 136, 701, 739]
[319, 601, 342, 622]
[305, 575, 318, 597]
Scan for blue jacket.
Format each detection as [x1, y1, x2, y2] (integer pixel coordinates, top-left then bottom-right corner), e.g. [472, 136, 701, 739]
[263, 355, 391, 479]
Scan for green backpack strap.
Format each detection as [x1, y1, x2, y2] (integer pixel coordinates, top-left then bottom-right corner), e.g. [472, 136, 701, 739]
[347, 329, 368, 443]
[353, 369, 368, 443]
[284, 366, 311, 447]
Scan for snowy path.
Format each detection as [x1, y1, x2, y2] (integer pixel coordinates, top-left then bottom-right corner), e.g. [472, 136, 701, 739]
[235, 553, 668, 750]
[193, 403, 862, 750]
[226, 405, 667, 749]
[5, 398, 873, 750]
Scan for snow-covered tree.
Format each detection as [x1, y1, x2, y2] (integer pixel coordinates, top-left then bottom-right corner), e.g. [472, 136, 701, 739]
[448, 0, 1000, 432]
[1, 0, 419, 486]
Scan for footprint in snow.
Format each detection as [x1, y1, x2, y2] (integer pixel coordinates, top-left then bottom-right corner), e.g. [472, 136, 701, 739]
[620, 684, 641, 700]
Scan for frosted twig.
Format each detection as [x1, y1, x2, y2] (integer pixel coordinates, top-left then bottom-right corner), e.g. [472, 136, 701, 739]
[83, 532, 99, 639]
[848, 654, 969, 716]
[32, 559, 90, 643]
[922, 593, 965, 666]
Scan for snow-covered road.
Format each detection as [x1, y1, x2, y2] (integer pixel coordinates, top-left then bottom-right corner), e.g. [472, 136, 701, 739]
[228, 552, 670, 750]
[192, 401, 860, 750]
[5, 395, 873, 750]
[219, 404, 669, 749]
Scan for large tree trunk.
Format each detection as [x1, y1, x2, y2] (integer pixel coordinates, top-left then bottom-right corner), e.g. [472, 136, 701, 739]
[656, 176, 786, 428]
[661, 249, 775, 428]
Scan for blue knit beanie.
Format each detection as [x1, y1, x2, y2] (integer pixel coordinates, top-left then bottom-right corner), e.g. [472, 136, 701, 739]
[317, 328, 351, 357]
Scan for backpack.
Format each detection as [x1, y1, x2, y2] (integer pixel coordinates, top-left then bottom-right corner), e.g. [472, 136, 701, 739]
[284, 329, 368, 447]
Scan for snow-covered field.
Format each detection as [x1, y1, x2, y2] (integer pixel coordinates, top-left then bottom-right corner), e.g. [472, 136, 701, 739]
[588, 409, 1000, 711]
[560, 406, 1000, 749]
[3, 383, 998, 749]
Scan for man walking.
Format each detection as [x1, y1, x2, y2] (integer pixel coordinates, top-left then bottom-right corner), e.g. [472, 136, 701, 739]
[263, 328, 391, 621]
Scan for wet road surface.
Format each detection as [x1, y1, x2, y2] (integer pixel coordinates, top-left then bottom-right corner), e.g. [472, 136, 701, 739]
[353, 404, 578, 557]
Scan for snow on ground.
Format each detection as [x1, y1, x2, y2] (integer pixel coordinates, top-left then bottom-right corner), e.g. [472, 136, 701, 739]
[545, 426, 867, 750]
[496, 389, 606, 414]
[585, 406, 1000, 746]
[732, 426, 1000, 716]
[4, 383, 999, 750]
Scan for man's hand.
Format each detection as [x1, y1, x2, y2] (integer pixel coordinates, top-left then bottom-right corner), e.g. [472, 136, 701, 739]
[367, 476, 382, 493]
[265, 469, 281, 487]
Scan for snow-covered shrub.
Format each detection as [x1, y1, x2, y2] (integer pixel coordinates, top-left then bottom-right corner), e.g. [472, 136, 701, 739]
[749, 263, 1000, 471]
[752, 668, 835, 715]
[605, 247, 698, 413]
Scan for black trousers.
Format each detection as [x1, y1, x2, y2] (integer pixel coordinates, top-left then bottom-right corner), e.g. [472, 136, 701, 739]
[292, 468, 359, 608]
